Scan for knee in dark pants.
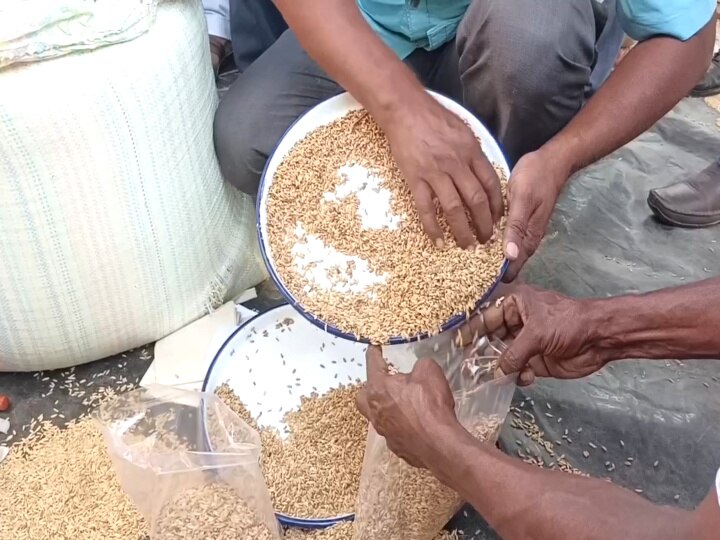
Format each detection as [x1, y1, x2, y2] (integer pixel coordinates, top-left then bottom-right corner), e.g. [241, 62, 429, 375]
[213, 90, 267, 196]
[456, 0, 595, 164]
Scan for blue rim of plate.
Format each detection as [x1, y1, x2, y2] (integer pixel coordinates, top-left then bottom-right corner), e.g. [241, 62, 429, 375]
[255, 91, 510, 345]
[202, 304, 357, 529]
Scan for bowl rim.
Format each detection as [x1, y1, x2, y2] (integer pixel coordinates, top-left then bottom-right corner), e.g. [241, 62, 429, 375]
[255, 90, 510, 345]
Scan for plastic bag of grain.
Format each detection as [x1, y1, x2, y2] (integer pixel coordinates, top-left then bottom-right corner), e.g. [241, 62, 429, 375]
[354, 338, 516, 540]
[95, 385, 281, 540]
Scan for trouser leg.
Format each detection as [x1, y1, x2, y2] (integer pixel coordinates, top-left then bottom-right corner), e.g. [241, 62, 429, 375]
[214, 30, 342, 195]
[229, 0, 288, 73]
[455, 0, 597, 165]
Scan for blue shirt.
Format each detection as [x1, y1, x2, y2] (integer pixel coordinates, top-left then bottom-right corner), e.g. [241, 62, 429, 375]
[358, 0, 716, 60]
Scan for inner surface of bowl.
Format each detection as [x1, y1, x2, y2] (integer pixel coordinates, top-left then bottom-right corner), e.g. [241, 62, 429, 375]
[257, 91, 510, 345]
[203, 304, 369, 528]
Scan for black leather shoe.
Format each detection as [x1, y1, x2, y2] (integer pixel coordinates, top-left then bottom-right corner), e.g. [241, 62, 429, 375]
[691, 51, 720, 97]
[648, 160, 720, 228]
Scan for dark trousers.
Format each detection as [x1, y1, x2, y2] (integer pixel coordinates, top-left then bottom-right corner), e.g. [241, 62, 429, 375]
[229, 0, 288, 73]
[216, 0, 621, 196]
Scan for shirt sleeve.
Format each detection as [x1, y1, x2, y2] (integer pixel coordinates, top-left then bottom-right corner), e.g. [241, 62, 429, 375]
[203, 0, 231, 40]
[716, 467, 720, 508]
[617, 0, 716, 42]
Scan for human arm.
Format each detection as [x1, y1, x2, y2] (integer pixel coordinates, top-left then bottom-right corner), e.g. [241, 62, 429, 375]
[503, 16, 716, 280]
[273, 0, 503, 247]
[356, 346, 720, 540]
[459, 277, 720, 383]
[431, 417, 719, 540]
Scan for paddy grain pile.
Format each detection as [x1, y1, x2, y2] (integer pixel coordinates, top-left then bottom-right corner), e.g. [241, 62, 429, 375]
[216, 382, 368, 519]
[154, 483, 279, 540]
[284, 522, 463, 540]
[266, 109, 507, 343]
[353, 417, 503, 540]
[0, 418, 147, 540]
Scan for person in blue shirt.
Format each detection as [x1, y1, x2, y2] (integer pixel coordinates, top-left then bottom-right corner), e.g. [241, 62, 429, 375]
[214, 0, 715, 278]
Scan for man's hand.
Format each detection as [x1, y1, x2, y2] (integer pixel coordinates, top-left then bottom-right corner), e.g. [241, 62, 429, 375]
[502, 150, 569, 281]
[459, 285, 607, 385]
[209, 35, 228, 74]
[356, 345, 459, 468]
[383, 95, 504, 249]
[500, 19, 716, 281]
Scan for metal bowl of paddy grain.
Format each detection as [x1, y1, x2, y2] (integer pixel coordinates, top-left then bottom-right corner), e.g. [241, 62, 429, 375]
[257, 91, 511, 345]
[202, 303, 369, 529]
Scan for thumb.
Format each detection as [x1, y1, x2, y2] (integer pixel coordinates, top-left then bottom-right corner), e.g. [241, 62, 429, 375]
[502, 194, 529, 283]
[356, 387, 370, 419]
[365, 345, 388, 384]
[499, 329, 538, 375]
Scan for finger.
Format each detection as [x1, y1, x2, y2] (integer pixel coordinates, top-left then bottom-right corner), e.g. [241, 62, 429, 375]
[453, 166, 493, 243]
[518, 367, 536, 386]
[527, 355, 552, 378]
[472, 157, 504, 224]
[356, 388, 370, 419]
[498, 329, 537, 375]
[502, 183, 529, 282]
[457, 305, 507, 346]
[365, 345, 388, 385]
[430, 175, 476, 249]
[411, 180, 446, 249]
[501, 294, 525, 332]
[505, 199, 549, 283]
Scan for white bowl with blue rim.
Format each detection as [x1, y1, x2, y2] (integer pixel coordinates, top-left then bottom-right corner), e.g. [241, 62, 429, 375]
[256, 91, 510, 345]
[203, 304, 367, 528]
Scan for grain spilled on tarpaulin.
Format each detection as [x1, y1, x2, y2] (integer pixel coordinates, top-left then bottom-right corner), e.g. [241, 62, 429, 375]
[267, 109, 507, 343]
[217, 382, 368, 519]
[0, 418, 147, 540]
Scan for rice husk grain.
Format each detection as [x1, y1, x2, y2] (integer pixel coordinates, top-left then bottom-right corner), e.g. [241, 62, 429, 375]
[354, 417, 502, 540]
[284, 521, 462, 539]
[217, 382, 368, 519]
[0, 418, 147, 540]
[267, 109, 507, 343]
[154, 482, 278, 540]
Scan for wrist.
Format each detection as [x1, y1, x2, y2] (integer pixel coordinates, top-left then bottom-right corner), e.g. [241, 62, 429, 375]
[584, 295, 645, 362]
[368, 72, 431, 130]
[538, 132, 583, 180]
[421, 420, 477, 483]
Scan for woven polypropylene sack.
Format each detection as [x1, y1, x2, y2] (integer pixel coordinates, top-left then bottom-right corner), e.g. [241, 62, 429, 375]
[0, 0, 267, 371]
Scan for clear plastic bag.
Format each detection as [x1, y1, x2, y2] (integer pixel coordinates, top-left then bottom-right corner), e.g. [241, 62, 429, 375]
[354, 336, 517, 540]
[94, 385, 281, 540]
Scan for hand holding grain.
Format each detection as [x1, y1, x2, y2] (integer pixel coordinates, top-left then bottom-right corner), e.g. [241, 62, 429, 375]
[383, 94, 503, 249]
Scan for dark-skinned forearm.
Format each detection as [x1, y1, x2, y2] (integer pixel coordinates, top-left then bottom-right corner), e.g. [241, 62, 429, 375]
[428, 424, 706, 540]
[273, 0, 427, 124]
[543, 19, 715, 178]
[586, 277, 720, 361]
